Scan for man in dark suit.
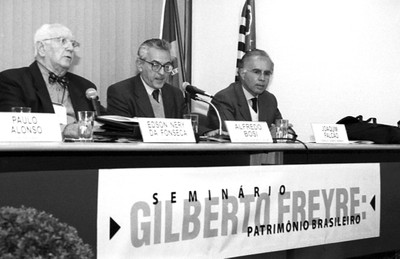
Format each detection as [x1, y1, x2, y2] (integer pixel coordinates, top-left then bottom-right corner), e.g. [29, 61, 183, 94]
[0, 23, 100, 135]
[107, 39, 187, 118]
[207, 49, 282, 132]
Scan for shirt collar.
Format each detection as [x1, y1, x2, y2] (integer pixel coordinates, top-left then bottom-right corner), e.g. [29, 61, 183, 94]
[140, 75, 162, 96]
[37, 61, 51, 84]
[241, 85, 257, 101]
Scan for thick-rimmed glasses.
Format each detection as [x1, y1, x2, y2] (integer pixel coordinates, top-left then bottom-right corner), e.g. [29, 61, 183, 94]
[140, 58, 173, 73]
[42, 37, 80, 49]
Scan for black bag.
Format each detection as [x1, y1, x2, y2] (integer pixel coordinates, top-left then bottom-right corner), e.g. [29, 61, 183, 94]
[336, 115, 400, 144]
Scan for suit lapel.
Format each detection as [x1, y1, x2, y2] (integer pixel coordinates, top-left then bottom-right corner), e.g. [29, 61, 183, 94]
[29, 62, 55, 113]
[161, 85, 174, 118]
[133, 76, 155, 117]
[233, 83, 252, 121]
[257, 92, 270, 122]
[67, 75, 91, 119]
[66, 76, 79, 118]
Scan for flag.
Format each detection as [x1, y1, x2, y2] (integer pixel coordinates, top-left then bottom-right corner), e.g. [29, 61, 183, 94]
[236, 0, 256, 81]
[160, 0, 186, 89]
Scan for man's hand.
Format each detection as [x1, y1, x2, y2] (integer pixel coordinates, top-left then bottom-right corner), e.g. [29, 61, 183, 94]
[203, 129, 229, 137]
[62, 123, 79, 139]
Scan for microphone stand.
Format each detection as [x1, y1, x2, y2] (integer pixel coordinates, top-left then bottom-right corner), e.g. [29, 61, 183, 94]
[190, 94, 223, 136]
[92, 97, 100, 117]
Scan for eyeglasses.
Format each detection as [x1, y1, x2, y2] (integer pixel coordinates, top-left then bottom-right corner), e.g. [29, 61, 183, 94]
[140, 58, 174, 73]
[42, 37, 80, 49]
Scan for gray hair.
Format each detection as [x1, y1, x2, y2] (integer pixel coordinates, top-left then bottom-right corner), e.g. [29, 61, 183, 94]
[137, 38, 171, 60]
[33, 23, 73, 57]
[238, 49, 274, 71]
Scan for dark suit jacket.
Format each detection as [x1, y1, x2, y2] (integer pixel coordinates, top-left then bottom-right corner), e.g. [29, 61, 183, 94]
[107, 74, 187, 118]
[0, 61, 97, 118]
[207, 81, 282, 130]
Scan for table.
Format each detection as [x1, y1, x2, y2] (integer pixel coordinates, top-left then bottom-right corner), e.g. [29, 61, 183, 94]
[0, 141, 399, 258]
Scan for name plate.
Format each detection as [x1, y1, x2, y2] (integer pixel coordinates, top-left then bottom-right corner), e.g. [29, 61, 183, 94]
[312, 123, 349, 143]
[225, 121, 273, 143]
[137, 117, 195, 143]
[0, 113, 62, 142]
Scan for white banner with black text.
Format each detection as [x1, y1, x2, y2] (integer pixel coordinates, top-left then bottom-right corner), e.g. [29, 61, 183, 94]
[97, 164, 380, 258]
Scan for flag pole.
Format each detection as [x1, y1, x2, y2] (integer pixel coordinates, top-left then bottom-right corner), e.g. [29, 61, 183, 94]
[172, 0, 187, 83]
[172, 0, 191, 112]
[160, 0, 166, 37]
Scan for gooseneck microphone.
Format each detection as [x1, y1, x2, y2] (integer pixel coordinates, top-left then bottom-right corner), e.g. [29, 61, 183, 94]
[85, 88, 100, 116]
[182, 83, 223, 136]
[182, 82, 214, 99]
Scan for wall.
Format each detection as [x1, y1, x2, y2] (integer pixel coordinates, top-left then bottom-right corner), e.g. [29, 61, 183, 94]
[0, 0, 164, 105]
[1, 0, 400, 141]
[192, 0, 400, 141]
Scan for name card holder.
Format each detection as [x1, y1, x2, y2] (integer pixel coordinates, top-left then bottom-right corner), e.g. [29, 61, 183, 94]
[225, 121, 273, 143]
[137, 117, 195, 143]
[0, 113, 62, 142]
[312, 123, 349, 143]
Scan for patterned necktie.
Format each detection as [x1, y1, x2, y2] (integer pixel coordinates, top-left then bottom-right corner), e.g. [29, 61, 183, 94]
[251, 97, 258, 113]
[152, 89, 160, 103]
[49, 72, 69, 88]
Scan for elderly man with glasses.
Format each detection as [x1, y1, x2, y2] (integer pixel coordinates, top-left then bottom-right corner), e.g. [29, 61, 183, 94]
[107, 38, 187, 118]
[0, 23, 101, 129]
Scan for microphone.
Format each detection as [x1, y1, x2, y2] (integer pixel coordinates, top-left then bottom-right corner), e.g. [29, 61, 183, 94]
[182, 82, 214, 98]
[186, 89, 223, 137]
[85, 88, 100, 116]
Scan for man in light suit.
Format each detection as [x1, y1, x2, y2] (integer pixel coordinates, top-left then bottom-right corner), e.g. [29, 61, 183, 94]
[107, 38, 187, 118]
[0, 23, 99, 124]
[207, 49, 282, 131]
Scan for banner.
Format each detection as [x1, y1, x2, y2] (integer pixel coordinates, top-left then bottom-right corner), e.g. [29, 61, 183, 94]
[97, 164, 380, 258]
[236, 0, 256, 81]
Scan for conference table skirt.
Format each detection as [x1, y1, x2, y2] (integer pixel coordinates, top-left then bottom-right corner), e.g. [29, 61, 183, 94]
[0, 141, 400, 258]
